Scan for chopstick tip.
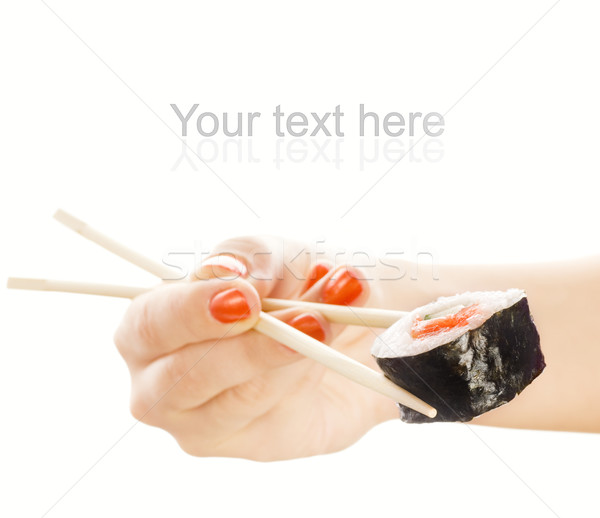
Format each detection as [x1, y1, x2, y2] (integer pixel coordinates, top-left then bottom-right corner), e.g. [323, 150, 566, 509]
[6, 277, 44, 290]
[53, 209, 84, 232]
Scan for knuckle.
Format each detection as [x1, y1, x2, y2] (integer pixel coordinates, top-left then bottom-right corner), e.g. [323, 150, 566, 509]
[129, 391, 151, 422]
[173, 286, 206, 339]
[216, 235, 268, 255]
[229, 376, 269, 407]
[129, 388, 167, 426]
[216, 236, 274, 275]
[155, 348, 213, 409]
[113, 324, 129, 359]
[113, 304, 147, 360]
[112, 293, 162, 363]
[161, 351, 198, 396]
[131, 299, 157, 346]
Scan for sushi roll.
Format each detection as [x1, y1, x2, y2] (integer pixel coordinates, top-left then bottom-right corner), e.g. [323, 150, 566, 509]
[372, 289, 545, 423]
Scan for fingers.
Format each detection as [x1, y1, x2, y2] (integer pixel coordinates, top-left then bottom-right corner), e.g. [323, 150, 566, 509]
[195, 236, 372, 308]
[129, 307, 331, 414]
[114, 278, 261, 366]
[123, 260, 371, 416]
[301, 263, 371, 307]
[172, 362, 326, 456]
[297, 263, 371, 346]
[129, 330, 300, 422]
[165, 264, 372, 441]
[299, 260, 333, 295]
[117, 234, 377, 456]
[193, 236, 315, 298]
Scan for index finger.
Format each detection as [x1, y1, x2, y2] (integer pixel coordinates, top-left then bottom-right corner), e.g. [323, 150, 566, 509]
[193, 236, 314, 299]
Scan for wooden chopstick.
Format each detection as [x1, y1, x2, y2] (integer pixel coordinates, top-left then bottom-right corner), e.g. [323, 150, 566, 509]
[6, 275, 435, 417]
[54, 210, 179, 280]
[51, 209, 406, 325]
[7, 210, 436, 418]
[255, 313, 435, 418]
[262, 298, 406, 328]
[6, 277, 148, 299]
[6, 277, 407, 329]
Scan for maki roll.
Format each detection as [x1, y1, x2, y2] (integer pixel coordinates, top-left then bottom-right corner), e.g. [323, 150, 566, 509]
[372, 289, 545, 423]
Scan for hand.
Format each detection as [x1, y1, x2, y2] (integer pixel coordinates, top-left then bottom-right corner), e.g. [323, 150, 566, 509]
[114, 236, 398, 461]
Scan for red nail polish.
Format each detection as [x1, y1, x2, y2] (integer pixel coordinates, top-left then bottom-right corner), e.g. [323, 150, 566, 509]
[287, 313, 326, 342]
[301, 262, 331, 294]
[209, 288, 251, 323]
[202, 255, 248, 278]
[321, 268, 363, 305]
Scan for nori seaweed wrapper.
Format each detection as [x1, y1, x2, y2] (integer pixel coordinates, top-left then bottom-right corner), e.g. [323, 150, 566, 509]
[376, 297, 545, 423]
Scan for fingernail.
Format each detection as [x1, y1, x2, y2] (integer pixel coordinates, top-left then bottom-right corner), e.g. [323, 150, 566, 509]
[202, 255, 248, 278]
[321, 268, 363, 305]
[301, 262, 331, 294]
[209, 288, 251, 323]
[287, 313, 326, 342]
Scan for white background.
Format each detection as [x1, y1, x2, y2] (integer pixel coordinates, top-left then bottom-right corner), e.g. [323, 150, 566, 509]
[1, 1, 599, 517]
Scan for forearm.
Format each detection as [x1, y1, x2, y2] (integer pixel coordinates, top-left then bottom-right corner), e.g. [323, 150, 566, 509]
[377, 256, 600, 432]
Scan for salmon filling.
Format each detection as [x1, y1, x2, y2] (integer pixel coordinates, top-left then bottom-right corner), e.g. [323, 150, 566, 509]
[411, 304, 480, 340]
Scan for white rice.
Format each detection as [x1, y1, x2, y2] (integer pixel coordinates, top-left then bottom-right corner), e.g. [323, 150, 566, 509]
[371, 289, 525, 359]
